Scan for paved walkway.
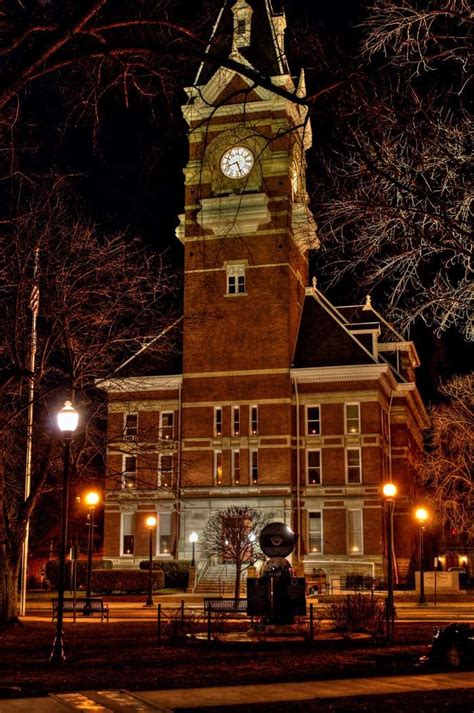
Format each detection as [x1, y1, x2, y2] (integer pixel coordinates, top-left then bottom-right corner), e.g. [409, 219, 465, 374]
[1, 672, 473, 712]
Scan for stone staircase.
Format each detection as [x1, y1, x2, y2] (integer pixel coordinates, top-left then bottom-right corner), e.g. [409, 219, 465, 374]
[193, 563, 247, 596]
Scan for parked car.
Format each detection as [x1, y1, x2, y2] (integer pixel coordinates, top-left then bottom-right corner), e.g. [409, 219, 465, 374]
[428, 624, 474, 668]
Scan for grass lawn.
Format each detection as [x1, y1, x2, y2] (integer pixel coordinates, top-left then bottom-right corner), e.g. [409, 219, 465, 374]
[0, 621, 461, 697]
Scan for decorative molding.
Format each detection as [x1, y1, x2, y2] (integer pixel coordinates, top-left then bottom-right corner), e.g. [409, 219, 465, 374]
[98, 375, 183, 393]
[197, 192, 270, 237]
[290, 365, 390, 384]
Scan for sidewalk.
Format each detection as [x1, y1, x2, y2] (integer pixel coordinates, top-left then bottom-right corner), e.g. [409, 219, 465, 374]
[1, 672, 473, 712]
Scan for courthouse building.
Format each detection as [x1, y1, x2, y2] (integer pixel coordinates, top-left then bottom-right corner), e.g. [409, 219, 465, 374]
[99, 0, 429, 587]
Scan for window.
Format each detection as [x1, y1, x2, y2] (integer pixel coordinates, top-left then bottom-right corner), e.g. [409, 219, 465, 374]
[214, 450, 223, 485]
[124, 413, 138, 439]
[159, 454, 173, 488]
[346, 448, 362, 484]
[121, 513, 135, 555]
[122, 455, 137, 489]
[307, 450, 321, 485]
[306, 405, 320, 435]
[309, 512, 322, 553]
[233, 406, 240, 436]
[347, 509, 363, 554]
[214, 407, 222, 437]
[160, 412, 174, 440]
[250, 449, 258, 485]
[345, 403, 360, 434]
[232, 449, 240, 485]
[226, 264, 246, 294]
[159, 513, 171, 554]
[237, 18, 246, 35]
[250, 405, 258, 435]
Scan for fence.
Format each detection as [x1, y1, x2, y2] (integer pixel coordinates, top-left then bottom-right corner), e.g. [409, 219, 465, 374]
[156, 600, 316, 643]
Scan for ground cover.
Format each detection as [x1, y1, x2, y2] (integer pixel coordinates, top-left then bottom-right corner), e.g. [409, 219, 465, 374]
[0, 621, 459, 697]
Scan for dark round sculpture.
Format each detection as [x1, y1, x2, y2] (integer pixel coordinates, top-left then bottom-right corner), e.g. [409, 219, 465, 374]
[259, 522, 296, 558]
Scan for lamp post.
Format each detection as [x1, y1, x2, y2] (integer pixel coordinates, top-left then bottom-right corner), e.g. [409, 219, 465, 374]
[415, 507, 429, 604]
[50, 400, 79, 664]
[382, 482, 397, 642]
[189, 531, 198, 567]
[145, 516, 157, 607]
[248, 532, 256, 564]
[83, 491, 100, 615]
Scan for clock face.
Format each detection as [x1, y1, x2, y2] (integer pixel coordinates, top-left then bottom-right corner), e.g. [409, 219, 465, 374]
[220, 146, 254, 179]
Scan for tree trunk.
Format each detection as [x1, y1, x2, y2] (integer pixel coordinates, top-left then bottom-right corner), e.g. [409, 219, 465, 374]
[234, 562, 241, 604]
[0, 549, 20, 625]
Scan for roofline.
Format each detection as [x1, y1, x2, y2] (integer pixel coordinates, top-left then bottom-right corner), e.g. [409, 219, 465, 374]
[96, 375, 183, 393]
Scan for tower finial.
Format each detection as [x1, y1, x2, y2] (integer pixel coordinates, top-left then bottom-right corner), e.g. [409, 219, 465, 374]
[362, 294, 372, 310]
[312, 276, 318, 292]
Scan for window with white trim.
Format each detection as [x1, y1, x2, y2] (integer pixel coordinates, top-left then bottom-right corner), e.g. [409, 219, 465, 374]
[124, 412, 138, 439]
[233, 406, 240, 436]
[214, 450, 223, 485]
[306, 405, 321, 435]
[214, 407, 222, 437]
[346, 448, 362, 484]
[121, 513, 135, 555]
[250, 449, 258, 485]
[250, 405, 258, 435]
[307, 449, 321, 485]
[347, 509, 363, 554]
[232, 449, 241, 485]
[226, 264, 246, 294]
[160, 411, 174, 440]
[122, 455, 137, 489]
[309, 511, 323, 553]
[159, 454, 173, 488]
[345, 403, 360, 434]
[159, 513, 171, 554]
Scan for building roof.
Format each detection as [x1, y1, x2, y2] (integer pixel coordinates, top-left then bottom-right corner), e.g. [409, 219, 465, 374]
[195, 0, 289, 87]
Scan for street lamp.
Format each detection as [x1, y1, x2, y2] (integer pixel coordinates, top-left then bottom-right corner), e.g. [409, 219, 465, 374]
[50, 400, 79, 664]
[248, 532, 256, 564]
[83, 490, 100, 615]
[382, 482, 397, 642]
[415, 507, 429, 604]
[189, 531, 198, 567]
[145, 516, 157, 607]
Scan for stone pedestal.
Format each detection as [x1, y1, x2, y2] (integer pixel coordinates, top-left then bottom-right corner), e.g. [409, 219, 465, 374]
[187, 565, 197, 593]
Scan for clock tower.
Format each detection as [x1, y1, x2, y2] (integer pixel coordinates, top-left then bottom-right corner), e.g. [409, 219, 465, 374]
[176, 0, 318, 521]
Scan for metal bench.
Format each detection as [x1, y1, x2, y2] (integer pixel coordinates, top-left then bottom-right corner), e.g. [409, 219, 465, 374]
[52, 597, 109, 622]
[203, 597, 248, 613]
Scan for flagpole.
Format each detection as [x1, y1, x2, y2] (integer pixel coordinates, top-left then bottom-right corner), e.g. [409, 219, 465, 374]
[19, 246, 40, 617]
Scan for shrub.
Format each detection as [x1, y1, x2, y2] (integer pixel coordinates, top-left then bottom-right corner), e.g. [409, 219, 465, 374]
[92, 568, 164, 594]
[322, 594, 386, 637]
[45, 559, 114, 589]
[138, 560, 189, 588]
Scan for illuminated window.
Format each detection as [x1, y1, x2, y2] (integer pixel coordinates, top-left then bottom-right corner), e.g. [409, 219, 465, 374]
[233, 406, 240, 436]
[226, 264, 246, 294]
[159, 513, 171, 554]
[345, 403, 360, 434]
[307, 450, 321, 485]
[124, 413, 138, 439]
[250, 405, 258, 435]
[159, 454, 173, 488]
[250, 449, 258, 484]
[346, 448, 362, 484]
[160, 412, 174, 440]
[347, 509, 363, 554]
[215, 407, 222, 437]
[214, 450, 223, 485]
[306, 405, 320, 435]
[309, 512, 322, 553]
[121, 513, 135, 555]
[122, 455, 137, 489]
[232, 449, 240, 485]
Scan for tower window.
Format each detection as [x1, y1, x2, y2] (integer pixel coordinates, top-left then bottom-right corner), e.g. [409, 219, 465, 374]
[309, 511, 323, 553]
[237, 18, 246, 35]
[214, 407, 222, 437]
[307, 449, 321, 485]
[306, 405, 321, 435]
[250, 405, 258, 435]
[160, 411, 174, 440]
[226, 264, 246, 294]
[159, 454, 173, 488]
[346, 448, 362, 484]
[345, 403, 360, 434]
[233, 406, 240, 436]
[214, 450, 223, 485]
[347, 509, 363, 554]
[232, 449, 240, 485]
[121, 513, 136, 555]
[250, 449, 258, 485]
[124, 413, 138, 439]
[122, 456, 137, 489]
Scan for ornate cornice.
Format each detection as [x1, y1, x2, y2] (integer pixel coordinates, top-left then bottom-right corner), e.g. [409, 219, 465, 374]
[290, 364, 391, 384]
[97, 375, 183, 393]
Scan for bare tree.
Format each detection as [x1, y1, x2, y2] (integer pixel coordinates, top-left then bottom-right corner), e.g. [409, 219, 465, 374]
[0, 183, 176, 623]
[315, 0, 472, 338]
[418, 374, 473, 541]
[200, 505, 269, 601]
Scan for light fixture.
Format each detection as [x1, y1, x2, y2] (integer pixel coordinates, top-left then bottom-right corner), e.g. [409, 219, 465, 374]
[84, 491, 100, 507]
[57, 400, 79, 434]
[189, 531, 198, 544]
[146, 515, 157, 528]
[382, 483, 397, 500]
[415, 507, 429, 524]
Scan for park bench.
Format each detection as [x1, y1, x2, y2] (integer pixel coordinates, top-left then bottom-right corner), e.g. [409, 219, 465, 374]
[203, 597, 248, 613]
[52, 597, 109, 622]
